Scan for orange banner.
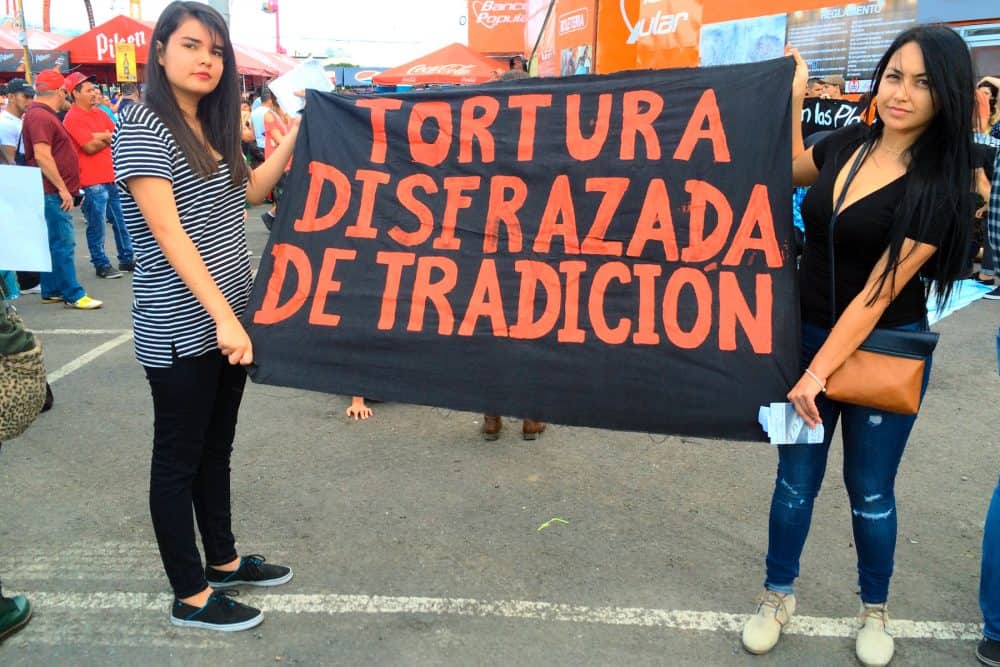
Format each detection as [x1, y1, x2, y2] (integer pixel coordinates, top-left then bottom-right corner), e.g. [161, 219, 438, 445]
[554, 0, 596, 75]
[535, 5, 559, 76]
[595, 0, 703, 74]
[468, 0, 529, 54]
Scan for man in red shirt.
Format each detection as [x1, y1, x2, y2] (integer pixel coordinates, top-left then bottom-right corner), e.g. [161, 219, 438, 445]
[21, 68, 101, 309]
[63, 72, 133, 279]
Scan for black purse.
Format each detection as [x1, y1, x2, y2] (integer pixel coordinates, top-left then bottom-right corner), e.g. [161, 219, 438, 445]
[821, 140, 939, 415]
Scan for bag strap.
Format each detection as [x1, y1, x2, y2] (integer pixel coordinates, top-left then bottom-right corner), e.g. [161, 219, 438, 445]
[828, 140, 873, 326]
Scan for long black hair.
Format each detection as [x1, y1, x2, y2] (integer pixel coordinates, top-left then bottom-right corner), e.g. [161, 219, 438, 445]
[980, 80, 998, 121]
[145, 1, 248, 186]
[863, 25, 975, 307]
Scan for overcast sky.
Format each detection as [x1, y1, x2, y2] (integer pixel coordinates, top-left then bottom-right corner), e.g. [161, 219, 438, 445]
[8, 0, 469, 65]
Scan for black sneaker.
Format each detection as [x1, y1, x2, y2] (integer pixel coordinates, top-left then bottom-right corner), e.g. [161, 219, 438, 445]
[206, 554, 292, 588]
[118, 261, 135, 272]
[0, 592, 32, 643]
[261, 211, 275, 231]
[169, 590, 262, 632]
[978, 637, 1000, 666]
[985, 287, 1000, 301]
[96, 265, 122, 279]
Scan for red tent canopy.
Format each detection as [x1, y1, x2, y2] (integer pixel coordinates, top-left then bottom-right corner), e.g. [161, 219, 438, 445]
[57, 15, 292, 77]
[372, 43, 502, 86]
[234, 43, 298, 76]
[59, 15, 151, 65]
[0, 24, 68, 50]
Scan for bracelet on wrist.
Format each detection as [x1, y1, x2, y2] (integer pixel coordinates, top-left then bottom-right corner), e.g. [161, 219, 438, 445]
[804, 368, 827, 393]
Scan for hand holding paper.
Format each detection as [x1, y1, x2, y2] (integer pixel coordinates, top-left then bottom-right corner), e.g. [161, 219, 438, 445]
[758, 402, 824, 445]
[268, 60, 332, 116]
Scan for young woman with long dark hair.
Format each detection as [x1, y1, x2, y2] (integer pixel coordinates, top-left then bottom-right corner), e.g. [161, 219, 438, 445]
[113, 1, 297, 631]
[742, 27, 975, 666]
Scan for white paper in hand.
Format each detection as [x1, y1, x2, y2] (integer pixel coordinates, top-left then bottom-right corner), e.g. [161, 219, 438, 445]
[758, 402, 824, 445]
[268, 59, 333, 116]
[0, 165, 51, 272]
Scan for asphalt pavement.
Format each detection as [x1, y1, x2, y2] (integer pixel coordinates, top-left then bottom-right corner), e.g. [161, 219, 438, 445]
[0, 206, 996, 666]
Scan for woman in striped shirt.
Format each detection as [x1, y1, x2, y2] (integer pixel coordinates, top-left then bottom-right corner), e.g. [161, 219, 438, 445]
[113, 1, 295, 631]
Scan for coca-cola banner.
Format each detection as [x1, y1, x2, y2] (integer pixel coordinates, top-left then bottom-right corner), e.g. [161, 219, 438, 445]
[245, 58, 800, 441]
[372, 43, 502, 86]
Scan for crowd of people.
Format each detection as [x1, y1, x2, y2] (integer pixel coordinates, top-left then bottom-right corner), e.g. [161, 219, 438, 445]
[2, 3, 1000, 666]
[0, 73, 147, 307]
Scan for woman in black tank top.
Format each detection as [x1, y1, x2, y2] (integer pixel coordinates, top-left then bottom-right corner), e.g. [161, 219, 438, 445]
[741, 27, 975, 667]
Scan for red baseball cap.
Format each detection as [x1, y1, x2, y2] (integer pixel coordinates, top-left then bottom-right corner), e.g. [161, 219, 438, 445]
[33, 68, 66, 92]
[63, 71, 97, 91]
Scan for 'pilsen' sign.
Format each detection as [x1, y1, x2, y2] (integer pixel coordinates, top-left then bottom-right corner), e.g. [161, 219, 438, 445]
[245, 59, 800, 440]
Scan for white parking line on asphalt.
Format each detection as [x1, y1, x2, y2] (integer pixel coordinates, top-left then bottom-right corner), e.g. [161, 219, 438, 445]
[34, 329, 132, 335]
[46, 331, 134, 384]
[20, 591, 982, 642]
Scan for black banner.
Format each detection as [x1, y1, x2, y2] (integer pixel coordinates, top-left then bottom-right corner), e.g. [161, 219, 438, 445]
[245, 59, 800, 440]
[0, 50, 70, 74]
[801, 97, 863, 140]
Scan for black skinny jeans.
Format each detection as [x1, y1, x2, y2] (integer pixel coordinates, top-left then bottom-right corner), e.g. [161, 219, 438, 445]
[145, 351, 246, 599]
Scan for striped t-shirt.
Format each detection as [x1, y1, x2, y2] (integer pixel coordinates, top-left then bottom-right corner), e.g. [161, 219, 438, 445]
[113, 103, 251, 368]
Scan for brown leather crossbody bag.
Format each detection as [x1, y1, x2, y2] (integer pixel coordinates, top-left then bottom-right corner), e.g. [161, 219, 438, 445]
[822, 140, 938, 415]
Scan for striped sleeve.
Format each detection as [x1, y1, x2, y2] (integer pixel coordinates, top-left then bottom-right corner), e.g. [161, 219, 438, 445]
[113, 104, 174, 185]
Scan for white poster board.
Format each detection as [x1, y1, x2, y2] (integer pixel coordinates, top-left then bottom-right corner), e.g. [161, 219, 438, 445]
[268, 59, 333, 117]
[0, 165, 51, 272]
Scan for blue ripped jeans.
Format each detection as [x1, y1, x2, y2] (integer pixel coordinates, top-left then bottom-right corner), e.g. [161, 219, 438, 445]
[982, 477, 1000, 640]
[764, 320, 931, 604]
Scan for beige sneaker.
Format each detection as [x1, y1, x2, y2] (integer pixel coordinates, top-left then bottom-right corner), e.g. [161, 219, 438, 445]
[856, 603, 894, 667]
[64, 295, 103, 310]
[741, 590, 796, 655]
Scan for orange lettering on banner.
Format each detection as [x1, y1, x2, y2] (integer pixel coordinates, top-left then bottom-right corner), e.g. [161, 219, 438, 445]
[459, 96, 500, 163]
[719, 272, 773, 354]
[375, 251, 417, 330]
[294, 161, 351, 232]
[508, 94, 553, 161]
[484, 175, 527, 253]
[356, 98, 403, 163]
[437, 176, 480, 251]
[632, 264, 662, 344]
[681, 180, 734, 263]
[308, 248, 359, 327]
[534, 175, 580, 254]
[723, 185, 782, 268]
[459, 259, 509, 337]
[345, 169, 390, 239]
[620, 90, 663, 160]
[582, 177, 629, 256]
[566, 93, 612, 161]
[674, 89, 731, 163]
[662, 267, 712, 349]
[408, 256, 458, 335]
[510, 260, 562, 339]
[558, 260, 588, 343]
[627, 178, 678, 260]
[390, 175, 438, 247]
[588, 262, 632, 344]
[253, 243, 312, 324]
[408, 101, 454, 167]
